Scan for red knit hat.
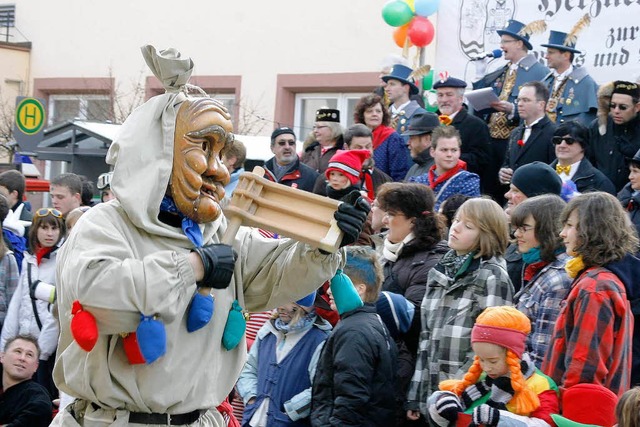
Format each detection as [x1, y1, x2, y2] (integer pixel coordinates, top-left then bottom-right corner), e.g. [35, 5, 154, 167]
[325, 149, 371, 185]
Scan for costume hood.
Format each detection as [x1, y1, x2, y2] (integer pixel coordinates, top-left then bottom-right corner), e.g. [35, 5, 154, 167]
[105, 45, 223, 241]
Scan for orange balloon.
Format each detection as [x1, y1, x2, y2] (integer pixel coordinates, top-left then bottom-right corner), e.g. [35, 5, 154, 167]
[393, 23, 413, 48]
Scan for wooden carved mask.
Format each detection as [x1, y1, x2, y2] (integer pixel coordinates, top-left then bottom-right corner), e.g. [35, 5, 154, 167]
[171, 97, 234, 223]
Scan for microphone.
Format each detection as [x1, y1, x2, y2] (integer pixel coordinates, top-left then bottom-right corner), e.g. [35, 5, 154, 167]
[470, 49, 503, 61]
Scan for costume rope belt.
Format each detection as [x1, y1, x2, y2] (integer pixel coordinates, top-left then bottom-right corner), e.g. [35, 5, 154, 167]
[128, 409, 201, 425]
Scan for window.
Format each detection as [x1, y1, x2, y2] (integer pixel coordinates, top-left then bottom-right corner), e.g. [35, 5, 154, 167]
[293, 92, 368, 140]
[48, 95, 112, 125]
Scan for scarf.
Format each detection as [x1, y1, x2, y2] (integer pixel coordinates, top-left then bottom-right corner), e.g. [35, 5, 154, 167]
[565, 255, 586, 278]
[427, 160, 467, 189]
[326, 184, 360, 201]
[35, 245, 54, 266]
[522, 248, 548, 282]
[159, 196, 203, 248]
[362, 169, 375, 201]
[440, 250, 475, 279]
[383, 232, 415, 262]
[274, 312, 316, 334]
[372, 125, 395, 150]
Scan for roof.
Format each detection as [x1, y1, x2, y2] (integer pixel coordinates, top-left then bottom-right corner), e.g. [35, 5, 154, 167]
[35, 120, 300, 162]
[36, 120, 120, 161]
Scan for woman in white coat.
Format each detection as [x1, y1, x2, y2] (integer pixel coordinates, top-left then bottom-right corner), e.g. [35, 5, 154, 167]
[1, 207, 66, 399]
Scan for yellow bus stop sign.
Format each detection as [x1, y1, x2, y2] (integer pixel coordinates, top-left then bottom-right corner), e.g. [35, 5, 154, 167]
[16, 97, 46, 135]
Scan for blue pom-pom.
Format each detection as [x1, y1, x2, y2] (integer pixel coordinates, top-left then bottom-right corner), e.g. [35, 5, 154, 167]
[187, 292, 214, 332]
[136, 314, 166, 364]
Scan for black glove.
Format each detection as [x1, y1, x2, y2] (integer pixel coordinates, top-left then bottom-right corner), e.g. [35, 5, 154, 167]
[461, 378, 492, 409]
[470, 404, 500, 427]
[432, 393, 462, 423]
[334, 190, 370, 247]
[192, 244, 238, 289]
[487, 376, 515, 409]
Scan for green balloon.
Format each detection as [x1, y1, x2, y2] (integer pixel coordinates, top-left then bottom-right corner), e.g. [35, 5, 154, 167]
[382, 1, 414, 27]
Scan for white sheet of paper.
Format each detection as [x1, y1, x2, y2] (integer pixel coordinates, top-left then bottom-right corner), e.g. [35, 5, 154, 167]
[465, 87, 500, 111]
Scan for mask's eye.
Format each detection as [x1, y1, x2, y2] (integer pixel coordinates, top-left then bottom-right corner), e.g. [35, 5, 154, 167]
[201, 142, 207, 152]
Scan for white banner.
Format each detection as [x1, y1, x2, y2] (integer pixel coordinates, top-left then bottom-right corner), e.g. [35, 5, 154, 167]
[434, 0, 640, 85]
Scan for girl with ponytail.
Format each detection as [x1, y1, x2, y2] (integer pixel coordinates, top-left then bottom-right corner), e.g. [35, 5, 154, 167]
[427, 306, 559, 427]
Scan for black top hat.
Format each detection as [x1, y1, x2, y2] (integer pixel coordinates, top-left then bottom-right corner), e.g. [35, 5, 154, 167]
[541, 30, 581, 54]
[381, 64, 419, 96]
[401, 112, 441, 136]
[316, 108, 340, 123]
[497, 20, 533, 50]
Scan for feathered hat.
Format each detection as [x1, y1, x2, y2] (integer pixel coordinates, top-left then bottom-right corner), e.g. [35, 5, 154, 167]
[541, 14, 591, 54]
[497, 19, 547, 50]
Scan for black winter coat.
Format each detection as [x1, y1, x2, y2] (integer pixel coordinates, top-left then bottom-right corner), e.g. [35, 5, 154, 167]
[589, 115, 640, 192]
[382, 240, 449, 355]
[618, 183, 640, 238]
[311, 305, 397, 427]
[550, 157, 615, 195]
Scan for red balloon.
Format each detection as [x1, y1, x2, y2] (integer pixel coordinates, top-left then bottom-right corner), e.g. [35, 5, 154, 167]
[393, 23, 413, 48]
[408, 16, 435, 47]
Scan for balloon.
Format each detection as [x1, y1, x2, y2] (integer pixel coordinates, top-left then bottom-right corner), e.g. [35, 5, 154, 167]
[393, 24, 413, 48]
[408, 16, 435, 47]
[382, 0, 414, 27]
[404, 0, 415, 12]
[414, 0, 441, 17]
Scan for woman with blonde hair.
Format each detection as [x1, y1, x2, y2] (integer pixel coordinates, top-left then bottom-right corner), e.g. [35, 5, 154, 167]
[426, 306, 559, 427]
[406, 198, 514, 422]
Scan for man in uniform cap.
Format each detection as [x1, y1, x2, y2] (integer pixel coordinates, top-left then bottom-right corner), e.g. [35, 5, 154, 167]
[541, 15, 598, 126]
[264, 127, 319, 192]
[433, 74, 490, 178]
[589, 80, 640, 192]
[473, 19, 550, 204]
[402, 112, 440, 181]
[382, 64, 427, 141]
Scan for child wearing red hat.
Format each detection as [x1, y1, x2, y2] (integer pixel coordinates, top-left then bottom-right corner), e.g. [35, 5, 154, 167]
[426, 306, 559, 427]
[324, 149, 373, 201]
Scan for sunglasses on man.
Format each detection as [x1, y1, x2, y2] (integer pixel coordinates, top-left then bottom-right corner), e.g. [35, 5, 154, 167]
[552, 136, 579, 145]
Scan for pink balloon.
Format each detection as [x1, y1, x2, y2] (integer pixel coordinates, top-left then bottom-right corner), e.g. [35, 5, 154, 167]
[408, 16, 435, 47]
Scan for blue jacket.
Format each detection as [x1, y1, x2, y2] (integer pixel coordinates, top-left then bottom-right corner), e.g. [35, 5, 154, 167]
[542, 66, 598, 126]
[373, 131, 413, 182]
[410, 170, 481, 210]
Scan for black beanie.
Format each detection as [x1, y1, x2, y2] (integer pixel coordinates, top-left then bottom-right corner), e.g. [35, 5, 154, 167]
[511, 162, 562, 197]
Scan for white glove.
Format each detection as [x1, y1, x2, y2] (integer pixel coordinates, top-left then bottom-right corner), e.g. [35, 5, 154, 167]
[474, 58, 490, 79]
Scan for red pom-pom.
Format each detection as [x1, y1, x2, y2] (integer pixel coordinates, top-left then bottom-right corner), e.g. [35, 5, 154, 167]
[122, 332, 146, 365]
[70, 300, 98, 352]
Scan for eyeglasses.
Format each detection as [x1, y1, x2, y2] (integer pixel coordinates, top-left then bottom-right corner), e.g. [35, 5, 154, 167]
[512, 225, 534, 234]
[35, 208, 62, 219]
[609, 102, 632, 111]
[552, 136, 579, 145]
[313, 125, 329, 130]
[500, 39, 518, 45]
[276, 140, 296, 147]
